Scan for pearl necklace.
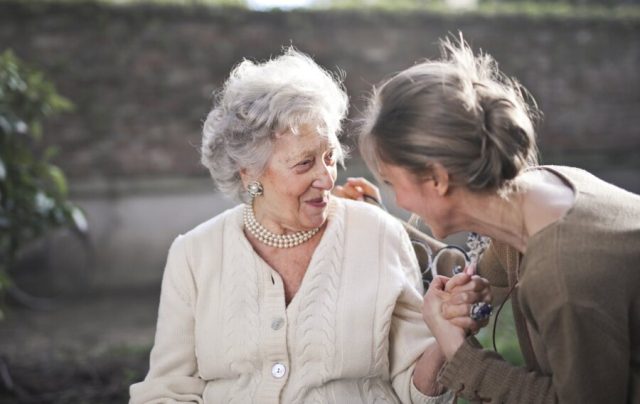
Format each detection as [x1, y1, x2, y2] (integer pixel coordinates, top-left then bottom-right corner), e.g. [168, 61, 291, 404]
[243, 204, 320, 248]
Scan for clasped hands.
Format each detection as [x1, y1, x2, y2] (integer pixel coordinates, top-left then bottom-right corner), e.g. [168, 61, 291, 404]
[423, 268, 492, 360]
[335, 177, 493, 361]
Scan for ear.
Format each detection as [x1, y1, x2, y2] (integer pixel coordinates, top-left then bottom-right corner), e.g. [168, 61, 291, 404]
[239, 167, 250, 188]
[431, 163, 450, 197]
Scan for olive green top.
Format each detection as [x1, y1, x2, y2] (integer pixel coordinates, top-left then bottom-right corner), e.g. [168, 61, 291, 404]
[438, 166, 640, 403]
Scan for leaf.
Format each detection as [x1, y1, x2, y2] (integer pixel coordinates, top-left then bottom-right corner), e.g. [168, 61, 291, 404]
[34, 191, 55, 215]
[0, 49, 83, 308]
[47, 165, 68, 198]
[70, 206, 89, 234]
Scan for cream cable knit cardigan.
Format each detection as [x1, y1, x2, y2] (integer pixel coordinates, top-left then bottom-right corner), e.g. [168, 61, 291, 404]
[130, 198, 452, 404]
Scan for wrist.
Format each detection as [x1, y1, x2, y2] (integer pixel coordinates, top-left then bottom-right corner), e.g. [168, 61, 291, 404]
[440, 333, 465, 360]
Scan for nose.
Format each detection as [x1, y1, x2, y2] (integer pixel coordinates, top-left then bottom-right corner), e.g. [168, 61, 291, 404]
[313, 162, 335, 191]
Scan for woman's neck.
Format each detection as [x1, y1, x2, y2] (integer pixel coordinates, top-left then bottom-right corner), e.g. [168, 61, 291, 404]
[455, 189, 529, 254]
[451, 171, 575, 254]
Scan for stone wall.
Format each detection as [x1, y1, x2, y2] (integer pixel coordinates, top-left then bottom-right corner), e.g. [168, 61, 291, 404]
[2, 2, 639, 292]
[2, 3, 639, 182]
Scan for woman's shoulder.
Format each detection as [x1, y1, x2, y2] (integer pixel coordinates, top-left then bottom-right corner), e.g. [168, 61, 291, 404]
[178, 204, 244, 246]
[338, 197, 402, 229]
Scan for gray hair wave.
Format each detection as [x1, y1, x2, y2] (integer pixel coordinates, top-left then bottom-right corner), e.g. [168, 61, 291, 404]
[201, 48, 349, 202]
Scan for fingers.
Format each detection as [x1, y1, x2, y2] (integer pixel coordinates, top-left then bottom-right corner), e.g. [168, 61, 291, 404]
[444, 273, 471, 292]
[449, 317, 490, 334]
[447, 289, 491, 305]
[332, 184, 364, 201]
[464, 262, 477, 276]
[427, 275, 449, 293]
[445, 302, 491, 335]
[442, 302, 472, 319]
[332, 185, 346, 198]
[345, 177, 382, 201]
[448, 274, 490, 294]
[443, 277, 492, 320]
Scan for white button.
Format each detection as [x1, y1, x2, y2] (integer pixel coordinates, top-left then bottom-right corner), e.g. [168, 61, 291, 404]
[271, 363, 286, 379]
[271, 317, 284, 330]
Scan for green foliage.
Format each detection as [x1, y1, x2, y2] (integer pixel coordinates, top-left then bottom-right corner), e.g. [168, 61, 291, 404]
[10, 0, 248, 7]
[316, 0, 640, 19]
[0, 50, 88, 316]
[476, 300, 524, 366]
[457, 301, 523, 403]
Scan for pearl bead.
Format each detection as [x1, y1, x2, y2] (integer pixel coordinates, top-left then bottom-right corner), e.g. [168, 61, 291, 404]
[243, 204, 320, 249]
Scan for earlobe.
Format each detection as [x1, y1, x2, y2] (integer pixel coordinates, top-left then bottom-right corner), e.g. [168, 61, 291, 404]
[432, 163, 450, 196]
[239, 168, 249, 188]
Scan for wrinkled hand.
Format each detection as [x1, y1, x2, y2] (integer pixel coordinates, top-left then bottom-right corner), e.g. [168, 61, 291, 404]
[423, 275, 466, 360]
[333, 177, 382, 205]
[423, 265, 492, 359]
[441, 264, 492, 335]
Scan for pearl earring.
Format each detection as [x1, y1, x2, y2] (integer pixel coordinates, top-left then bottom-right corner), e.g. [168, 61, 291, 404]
[247, 181, 263, 199]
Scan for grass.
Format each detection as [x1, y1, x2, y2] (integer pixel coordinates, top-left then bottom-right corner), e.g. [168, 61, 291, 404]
[318, 0, 640, 20]
[0, 347, 151, 403]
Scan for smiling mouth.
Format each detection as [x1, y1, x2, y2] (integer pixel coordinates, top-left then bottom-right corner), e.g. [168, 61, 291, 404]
[306, 196, 329, 206]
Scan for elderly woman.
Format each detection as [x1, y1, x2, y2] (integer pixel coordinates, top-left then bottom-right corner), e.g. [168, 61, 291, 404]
[358, 37, 640, 403]
[129, 49, 489, 403]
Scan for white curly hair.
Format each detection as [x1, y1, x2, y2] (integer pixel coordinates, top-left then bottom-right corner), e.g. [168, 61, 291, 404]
[201, 48, 349, 202]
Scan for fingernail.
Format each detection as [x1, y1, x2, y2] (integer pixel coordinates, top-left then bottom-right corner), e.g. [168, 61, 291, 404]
[465, 263, 477, 276]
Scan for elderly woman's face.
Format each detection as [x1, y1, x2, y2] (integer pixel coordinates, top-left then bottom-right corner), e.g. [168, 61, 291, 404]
[254, 124, 338, 232]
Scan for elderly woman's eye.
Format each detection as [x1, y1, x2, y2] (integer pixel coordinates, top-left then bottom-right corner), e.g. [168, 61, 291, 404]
[297, 159, 312, 167]
[325, 150, 336, 164]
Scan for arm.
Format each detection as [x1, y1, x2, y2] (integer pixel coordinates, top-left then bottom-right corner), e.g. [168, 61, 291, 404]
[423, 276, 557, 404]
[386, 221, 454, 403]
[437, 300, 627, 403]
[129, 236, 205, 403]
[439, 244, 629, 403]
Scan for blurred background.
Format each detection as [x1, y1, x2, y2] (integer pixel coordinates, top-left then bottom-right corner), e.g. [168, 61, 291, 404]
[0, 0, 638, 401]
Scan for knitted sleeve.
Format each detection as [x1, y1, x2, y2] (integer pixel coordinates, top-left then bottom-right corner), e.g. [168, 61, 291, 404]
[129, 236, 205, 403]
[438, 337, 556, 403]
[387, 221, 454, 404]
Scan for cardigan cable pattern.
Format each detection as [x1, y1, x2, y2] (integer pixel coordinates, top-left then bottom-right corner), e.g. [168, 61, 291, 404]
[130, 198, 453, 404]
[290, 201, 343, 403]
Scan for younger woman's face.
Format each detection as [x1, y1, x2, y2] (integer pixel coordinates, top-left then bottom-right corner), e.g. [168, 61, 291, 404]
[378, 162, 453, 239]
